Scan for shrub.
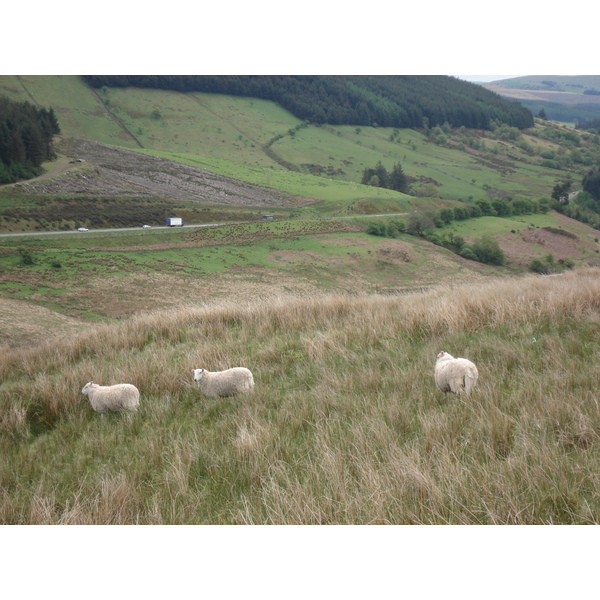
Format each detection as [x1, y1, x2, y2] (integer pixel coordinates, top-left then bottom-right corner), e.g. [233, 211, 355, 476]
[19, 249, 34, 266]
[471, 236, 505, 266]
[529, 258, 550, 274]
[459, 246, 478, 261]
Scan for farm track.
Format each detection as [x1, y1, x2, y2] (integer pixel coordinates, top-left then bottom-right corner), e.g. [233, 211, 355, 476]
[11, 138, 300, 208]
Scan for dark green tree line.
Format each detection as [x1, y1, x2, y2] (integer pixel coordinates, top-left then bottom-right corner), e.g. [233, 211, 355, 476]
[0, 96, 60, 183]
[361, 161, 409, 193]
[83, 75, 534, 131]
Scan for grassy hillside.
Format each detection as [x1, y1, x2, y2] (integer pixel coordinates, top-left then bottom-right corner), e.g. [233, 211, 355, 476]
[1, 211, 598, 347]
[0, 219, 495, 334]
[2, 74, 598, 211]
[1, 269, 599, 524]
[1, 75, 599, 338]
[1, 76, 600, 525]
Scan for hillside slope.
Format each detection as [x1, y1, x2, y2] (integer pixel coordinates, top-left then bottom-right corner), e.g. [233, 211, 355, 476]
[83, 75, 535, 130]
[18, 138, 297, 207]
[1, 269, 599, 524]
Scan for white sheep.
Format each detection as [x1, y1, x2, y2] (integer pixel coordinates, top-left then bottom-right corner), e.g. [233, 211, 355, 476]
[434, 352, 479, 396]
[81, 381, 140, 413]
[192, 367, 254, 398]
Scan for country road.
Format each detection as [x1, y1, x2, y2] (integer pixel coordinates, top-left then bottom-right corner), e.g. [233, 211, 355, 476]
[0, 223, 221, 238]
[0, 213, 408, 239]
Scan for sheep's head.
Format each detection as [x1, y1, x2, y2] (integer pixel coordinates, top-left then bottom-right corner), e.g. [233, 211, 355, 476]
[192, 369, 205, 383]
[81, 381, 94, 395]
[436, 351, 453, 363]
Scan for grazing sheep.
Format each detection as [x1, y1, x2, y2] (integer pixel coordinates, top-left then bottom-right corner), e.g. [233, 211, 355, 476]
[434, 352, 479, 396]
[81, 381, 140, 413]
[192, 367, 254, 398]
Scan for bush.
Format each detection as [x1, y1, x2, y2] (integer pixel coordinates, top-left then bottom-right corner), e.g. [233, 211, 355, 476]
[529, 258, 550, 274]
[365, 219, 405, 239]
[459, 246, 478, 261]
[471, 236, 505, 266]
[19, 248, 34, 266]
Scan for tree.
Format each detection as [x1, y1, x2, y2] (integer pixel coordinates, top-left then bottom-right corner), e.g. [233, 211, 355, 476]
[438, 208, 453, 224]
[361, 167, 375, 185]
[492, 198, 511, 216]
[552, 179, 572, 204]
[471, 236, 505, 265]
[373, 161, 389, 188]
[475, 199, 495, 216]
[453, 207, 468, 220]
[582, 169, 600, 201]
[389, 162, 408, 193]
[406, 211, 435, 236]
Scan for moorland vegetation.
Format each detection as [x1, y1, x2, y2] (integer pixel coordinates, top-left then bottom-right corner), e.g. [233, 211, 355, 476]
[1, 269, 599, 524]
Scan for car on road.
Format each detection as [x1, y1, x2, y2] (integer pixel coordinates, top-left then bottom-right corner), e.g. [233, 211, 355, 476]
[77, 227, 89, 232]
[142, 225, 152, 229]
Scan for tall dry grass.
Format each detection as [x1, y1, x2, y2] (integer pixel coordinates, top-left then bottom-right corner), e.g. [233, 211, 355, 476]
[1, 268, 599, 523]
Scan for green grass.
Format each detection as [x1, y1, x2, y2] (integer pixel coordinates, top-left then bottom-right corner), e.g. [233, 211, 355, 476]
[102, 87, 300, 164]
[0, 75, 137, 146]
[443, 213, 558, 238]
[0, 220, 403, 318]
[1, 269, 600, 524]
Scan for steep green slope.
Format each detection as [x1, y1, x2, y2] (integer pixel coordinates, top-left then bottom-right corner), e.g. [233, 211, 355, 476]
[82, 75, 535, 129]
[2, 75, 596, 208]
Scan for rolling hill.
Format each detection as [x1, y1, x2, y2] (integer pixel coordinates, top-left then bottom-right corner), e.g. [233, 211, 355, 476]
[1, 76, 600, 526]
[484, 75, 600, 124]
[0, 74, 599, 350]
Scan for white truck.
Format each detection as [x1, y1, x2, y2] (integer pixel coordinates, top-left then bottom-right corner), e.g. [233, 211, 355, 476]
[166, 217, 184, 227]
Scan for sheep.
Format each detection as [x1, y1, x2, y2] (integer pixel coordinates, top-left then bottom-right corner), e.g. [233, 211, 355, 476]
[192, 367, 254, 398]
[434, 352, 478, 396]
[81, 381, 140, 413]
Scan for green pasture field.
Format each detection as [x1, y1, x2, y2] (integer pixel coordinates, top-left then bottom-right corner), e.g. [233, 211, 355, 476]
[443, 213, 558, 238]
[99, 87, 300, 165]
[135, 121, 564, 208]
[0, 221, 376, 275]
[134, 148, 411, 212]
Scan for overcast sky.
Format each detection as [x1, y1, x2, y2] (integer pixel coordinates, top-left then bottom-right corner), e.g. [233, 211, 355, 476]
[4, 2, 596, 77]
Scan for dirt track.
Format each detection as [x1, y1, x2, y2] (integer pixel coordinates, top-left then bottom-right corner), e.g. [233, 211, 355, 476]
[13, 138, 298, 208]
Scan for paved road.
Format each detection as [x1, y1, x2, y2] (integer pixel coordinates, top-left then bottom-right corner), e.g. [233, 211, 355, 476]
[0, 213, 409, 239]
[0, 223, 220, 238]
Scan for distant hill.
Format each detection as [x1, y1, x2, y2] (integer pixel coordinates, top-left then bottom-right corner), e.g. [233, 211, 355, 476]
[489, 75, 600, 93]
[82, 75, 534, 131]
[483, 75, 600, 124]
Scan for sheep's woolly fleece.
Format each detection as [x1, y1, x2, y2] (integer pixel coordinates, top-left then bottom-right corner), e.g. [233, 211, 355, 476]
[434, 352, 478, 395]
[192, 367, 255, 398]
[81, 382, 140, 412]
